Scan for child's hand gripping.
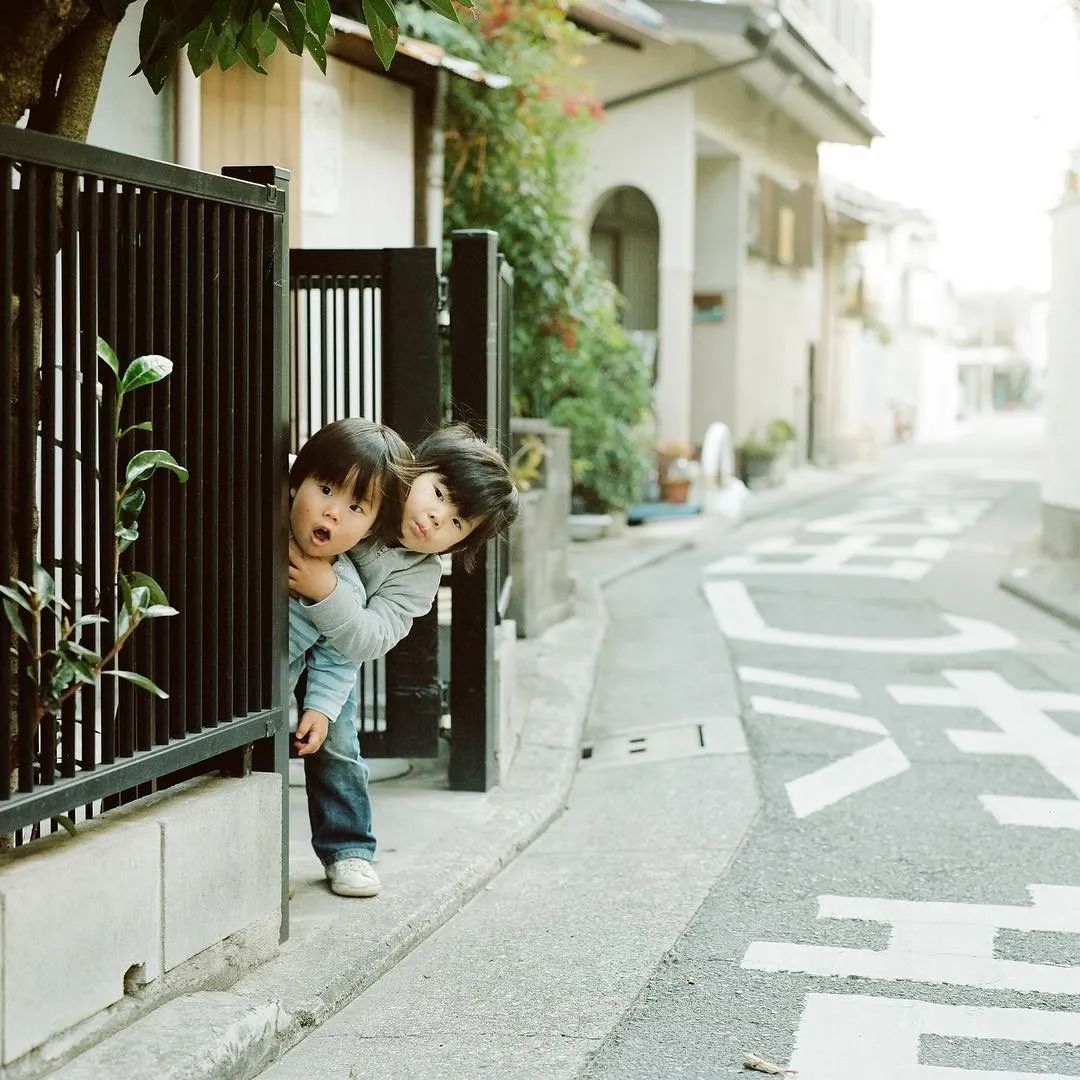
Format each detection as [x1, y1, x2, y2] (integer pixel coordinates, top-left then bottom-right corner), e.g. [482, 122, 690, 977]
[294, 709, 330, 755]
[288, 537, 339, 602]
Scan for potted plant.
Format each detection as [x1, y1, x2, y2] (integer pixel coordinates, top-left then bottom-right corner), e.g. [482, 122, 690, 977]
[657, 440, 695, 503]
[736, 433, 777, 488]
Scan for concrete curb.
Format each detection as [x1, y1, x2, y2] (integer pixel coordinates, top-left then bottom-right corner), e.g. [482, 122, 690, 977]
[54, 537, 693, 1080]
[999, 569, 1080, 632]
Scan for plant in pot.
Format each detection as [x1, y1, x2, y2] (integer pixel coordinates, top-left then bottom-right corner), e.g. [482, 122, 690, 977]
[765, 417, 797, 483]
[737, 433, 777, 488]
[657, 440, 695, 503]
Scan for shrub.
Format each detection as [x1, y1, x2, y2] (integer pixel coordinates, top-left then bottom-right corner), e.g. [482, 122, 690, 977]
[400, 0, 653, 511]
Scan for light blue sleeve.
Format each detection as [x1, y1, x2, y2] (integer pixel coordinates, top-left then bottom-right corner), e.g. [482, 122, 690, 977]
[302, 639, 360, 723]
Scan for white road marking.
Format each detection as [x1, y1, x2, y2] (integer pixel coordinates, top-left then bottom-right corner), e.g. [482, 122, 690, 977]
[705, 534, 945, 580]
[790, 994, 1080, 1080]
[737, 667, 862, 700]
[887, 670, 1080, 829]
[786, 739, 910, 818]
[806, 502, 991, 536]
[750, 697, 885, 734]
[705, 581, 1018, 654]
[743, 883, 1080, 993]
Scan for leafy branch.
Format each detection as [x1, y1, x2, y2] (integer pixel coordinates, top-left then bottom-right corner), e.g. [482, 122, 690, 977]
[3, 339, 188, 754]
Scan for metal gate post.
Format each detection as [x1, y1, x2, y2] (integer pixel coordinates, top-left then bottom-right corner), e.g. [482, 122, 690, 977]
[381, 248, 443, 758]
[223, 164, 292, 942]
[448, 230, 499, 791]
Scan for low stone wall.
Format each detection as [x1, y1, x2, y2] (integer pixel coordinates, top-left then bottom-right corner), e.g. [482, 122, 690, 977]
[508, 419, 573, 640]
[1, 774, 281, 1076]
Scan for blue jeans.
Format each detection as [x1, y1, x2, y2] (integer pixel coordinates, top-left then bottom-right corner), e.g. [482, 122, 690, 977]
[303, 688, 376, 865]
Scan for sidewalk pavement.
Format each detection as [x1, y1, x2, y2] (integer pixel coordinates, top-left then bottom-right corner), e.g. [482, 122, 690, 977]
[1000, 535, 1080, 631]
[55, 459, 876, 1080]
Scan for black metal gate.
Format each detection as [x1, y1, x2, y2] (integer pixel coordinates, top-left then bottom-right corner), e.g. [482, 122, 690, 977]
[288, 231, 512, 790]
[288, 248, 443, 759]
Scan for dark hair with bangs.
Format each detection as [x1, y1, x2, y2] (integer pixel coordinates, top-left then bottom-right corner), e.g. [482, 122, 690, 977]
[413, 423, 520, 571]
[290, 418, 414, 546]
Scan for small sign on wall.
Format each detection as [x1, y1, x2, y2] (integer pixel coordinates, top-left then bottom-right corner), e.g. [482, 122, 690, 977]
[693, 292, 726, 323]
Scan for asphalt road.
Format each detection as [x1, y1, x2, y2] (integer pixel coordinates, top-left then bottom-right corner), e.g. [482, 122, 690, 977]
[585, 417, 1080, 1079]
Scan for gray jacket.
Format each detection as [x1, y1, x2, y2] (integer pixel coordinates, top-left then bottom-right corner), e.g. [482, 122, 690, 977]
[297, 540, 443, 665]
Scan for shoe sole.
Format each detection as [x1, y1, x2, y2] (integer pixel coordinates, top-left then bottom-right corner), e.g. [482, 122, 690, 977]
[328, 882, 381, 898]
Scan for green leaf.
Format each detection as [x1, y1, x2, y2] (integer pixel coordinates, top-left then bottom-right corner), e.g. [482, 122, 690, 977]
[127, 572, 168, 606]
[3, 601, 29, 644]
[120, 354, 172, 394]
[0, 584, 32, 613]
[62, 641, 102, 667]
[52, 814, 77, 837]
[306, 0, 332, 37]
[418, 0, 462, 25]
[279, 0, 308, 51]
[217, 37, 241, 71]
[362, 0, 398, 70]
[116, 523, 139, 551]
[257, 24, 279, 56]
[120, 421, 154, 439]
[71, 613, 107, 631]
[96, 337, 120, 378]
[119, 487, 147, 525]
[104, 670, 169, 699]
[125, 450, 189, 486]
[303, 28, 327, 73]
[141, 604, 179, 620]
[33, 564, 56, 608]
[236, 37, 268, 73]
[267, 13, 302, 54]
[187, 23, 219, 77]
[128, 586, 151, 614]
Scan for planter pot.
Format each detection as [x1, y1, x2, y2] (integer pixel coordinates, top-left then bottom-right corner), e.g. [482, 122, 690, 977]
[739, 455, 775, 489]
[660, 479, 691, 504]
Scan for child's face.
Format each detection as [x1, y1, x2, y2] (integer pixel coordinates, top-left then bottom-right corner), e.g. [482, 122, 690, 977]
[399, 471, 477, 555]
[290, 475, 382, 559]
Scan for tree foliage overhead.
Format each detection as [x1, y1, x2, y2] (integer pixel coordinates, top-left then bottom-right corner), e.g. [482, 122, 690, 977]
[0, 0, 470, 139]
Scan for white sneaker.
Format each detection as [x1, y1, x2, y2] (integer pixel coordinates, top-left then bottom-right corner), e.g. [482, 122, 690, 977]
[325, 858, 381, 897]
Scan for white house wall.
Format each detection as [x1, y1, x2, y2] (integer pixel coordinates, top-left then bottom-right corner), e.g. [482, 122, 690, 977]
[299, 60, 414, 248]
[737, 257, 822, 447]
[691, 157, 741, 441]
[88, 1, 173, 161]
[578, 85, 696, 443]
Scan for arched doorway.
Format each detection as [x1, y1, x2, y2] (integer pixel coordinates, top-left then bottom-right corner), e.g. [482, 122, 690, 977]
[589, 186, 660, 381]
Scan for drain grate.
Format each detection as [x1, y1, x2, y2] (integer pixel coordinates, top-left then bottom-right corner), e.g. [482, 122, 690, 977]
[580, 719, 736, 768]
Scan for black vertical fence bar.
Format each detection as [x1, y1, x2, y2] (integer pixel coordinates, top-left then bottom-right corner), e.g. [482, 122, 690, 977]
[15, 166, 38, 794]
[169, 198, 188, 740]
[203, 201, 221, 727]
[341, 275, 352, 416]
[236, 209, 252, 716]
[381, 247, 442, 759]
[114, 184, 138, 761]
[219, 206, 236, 724]
[59, 172, 79, 779]
[306, 276, 316, 437]
[78, 176, 100, 777]
[251, 215, 265, 708]
[39, 168, 59, 786]
[98, 179, 118, 765]
[448, 230, 499, 792]
[0, 160, 13, 800]
[152, 192, 173, 747]
[187, 200, 205, 734]
[134, 189, 155, 754]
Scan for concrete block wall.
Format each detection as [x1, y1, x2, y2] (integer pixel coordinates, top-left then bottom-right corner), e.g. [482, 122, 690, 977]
[0, 774, 281, 1069]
